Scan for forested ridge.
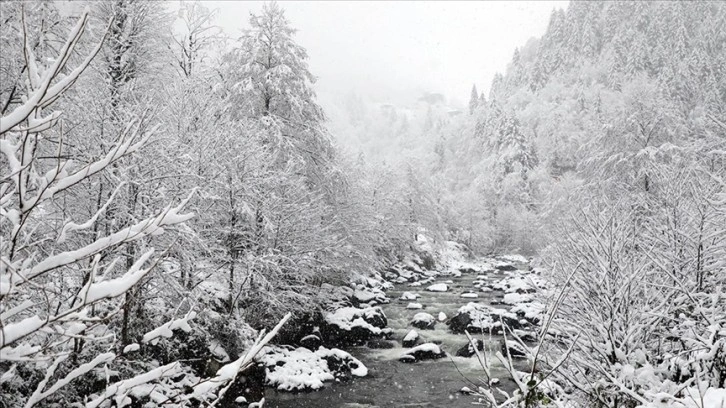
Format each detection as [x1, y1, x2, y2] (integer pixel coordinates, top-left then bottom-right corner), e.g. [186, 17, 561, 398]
[1, 1, 724, 407]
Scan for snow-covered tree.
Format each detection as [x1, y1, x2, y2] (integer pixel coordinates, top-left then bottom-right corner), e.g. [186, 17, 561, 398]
[469, 84, 479, 115]
[223, 2, 333, 182]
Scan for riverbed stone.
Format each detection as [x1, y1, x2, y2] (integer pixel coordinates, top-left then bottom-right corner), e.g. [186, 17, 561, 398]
[411, 312, 436, 330]
[402, 330, 419, 347]
[448, 303, 523, 334]
[367, 339, 396, 349]
[398, 343, 446, 363]
[426, 283, 448, 292]
[455, 339, 485, 357]
[322, 306, 389, 347]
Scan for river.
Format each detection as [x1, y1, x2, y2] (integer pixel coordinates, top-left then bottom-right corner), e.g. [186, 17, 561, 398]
[265, 259, 532, 407]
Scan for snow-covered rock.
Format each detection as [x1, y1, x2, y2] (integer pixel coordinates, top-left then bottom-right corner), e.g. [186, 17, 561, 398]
[426, 283, 448, 292]
[492, 275, 546, 293]
[402, 330, 419, 347]
[437, 312, 447, 321]
[411, 312, 436, 330]
[503, 292, 533, 304]
[447, 303, 522, 334]
[259, 346, 367, 391]
[455, 338, 485, 357]
[323, 306, 389, 346]
[510, 301, 546, 324]
[406, 302, 423, 310]
[460, 292, 478, 298]
[400, 291, 420, 300]
[353, 287, 389, 306]
[495, 262, 518, 271]
[399, 343, 446, 363]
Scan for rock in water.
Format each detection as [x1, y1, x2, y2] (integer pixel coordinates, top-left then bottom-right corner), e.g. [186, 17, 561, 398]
[367, 339, 396, 349]
[426, 283, 448, 292]
[411, 312, 436, 330]
[447, 302, 522, 334]
[400, 291, 420, 300]
[406, 302, 423, 309]
[495, 262, 517, 271]
[402, 330, 419, 347]
[455, 339, 485, 357]
[399, 343, 446, 363]
[322, 306, 389, 346]
[438, 312, 447, 321]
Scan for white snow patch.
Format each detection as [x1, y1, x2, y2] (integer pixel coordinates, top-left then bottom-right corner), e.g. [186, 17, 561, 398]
[426, 283, 448, 292]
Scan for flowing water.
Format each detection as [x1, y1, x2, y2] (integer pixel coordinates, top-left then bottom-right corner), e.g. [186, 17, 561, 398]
[266, 266, 529, 408]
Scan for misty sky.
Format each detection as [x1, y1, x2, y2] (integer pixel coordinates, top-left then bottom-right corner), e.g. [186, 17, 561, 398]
[207, 1, 569, 108]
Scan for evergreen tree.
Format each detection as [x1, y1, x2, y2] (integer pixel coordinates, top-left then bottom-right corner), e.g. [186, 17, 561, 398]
[469, 84, 479, 115]
[224, 2, 334, 180]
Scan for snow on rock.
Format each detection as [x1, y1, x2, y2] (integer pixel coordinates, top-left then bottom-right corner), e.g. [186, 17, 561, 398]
[503, 292, 533, 305]
[510, 301, 546, 325]
[460, 293, 478, 298]
[426, 283, 448, 292]
[438, 312, 447, 321]
[258, 346, 367, 391]
[456, 338, 485, 357]
[406, 302, 423, 310]
[402, 330, 419, 347]
[353, 287, 389, 306]
[399, 343, 446, 363]
[400, 291, 420, 300]
[495, 261, 518, 271]
[322, 306, 389, 346]
[411, 312, 436, 330]
[491, 275, 547, 293]
[448, 303, 522, 334]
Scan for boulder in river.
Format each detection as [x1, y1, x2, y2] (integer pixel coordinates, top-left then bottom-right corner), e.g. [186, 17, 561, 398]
[322, 306, 389, 346]
[400, 291, 420, 300]
[398, 343, 446, 363]
[259, 346, 368, 391]
[447, 303, 522, 334]
[455, 338, 485, 357]
[411, 312, 436, 330]
[510, 301, 546, 325]
[402, 330, 419, 347]
[426, 283, 448, 292]
[367, 339, 396, 349]
[495, 262, 518, 271]
[352, 287, 389, 307]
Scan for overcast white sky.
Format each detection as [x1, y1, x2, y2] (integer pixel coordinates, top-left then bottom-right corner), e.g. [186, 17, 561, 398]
[205, 1, 569, 108]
